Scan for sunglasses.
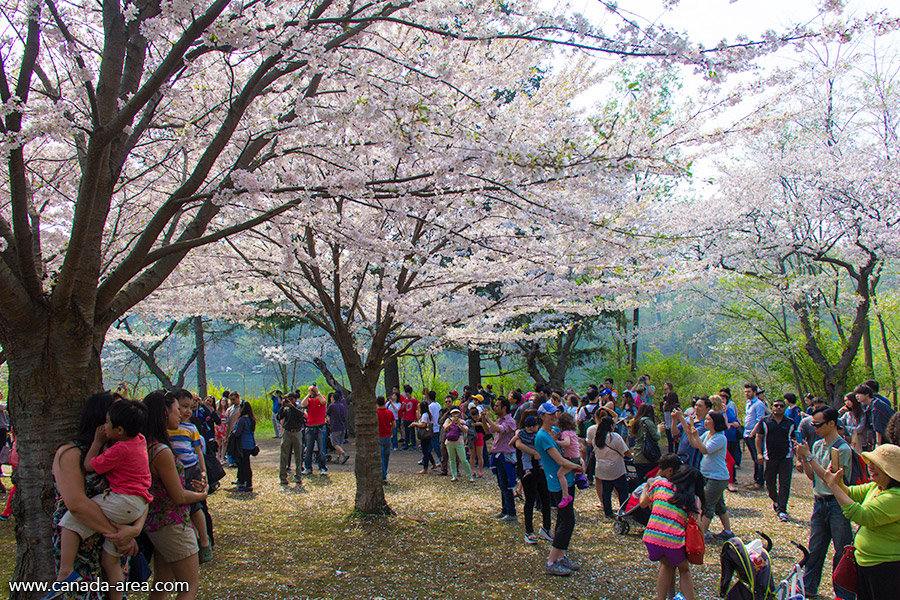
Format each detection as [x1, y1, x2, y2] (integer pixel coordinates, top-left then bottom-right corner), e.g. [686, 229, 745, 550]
[811, 421, 827, 428]
[773, 404, 786, 408]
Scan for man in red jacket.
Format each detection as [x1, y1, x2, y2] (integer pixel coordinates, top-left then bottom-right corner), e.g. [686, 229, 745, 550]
[377, 396, 395, 483]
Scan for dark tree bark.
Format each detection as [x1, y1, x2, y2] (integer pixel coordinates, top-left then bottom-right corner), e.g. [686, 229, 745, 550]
[517, 322, 585, 390]
[194, 316, 207, 397]
[467, 348, 481, 390]
[383, 353, 400, 395]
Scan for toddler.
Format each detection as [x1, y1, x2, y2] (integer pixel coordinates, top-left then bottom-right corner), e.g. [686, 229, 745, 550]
[556, 412, 587, 508]
[53, 400, 151, 600]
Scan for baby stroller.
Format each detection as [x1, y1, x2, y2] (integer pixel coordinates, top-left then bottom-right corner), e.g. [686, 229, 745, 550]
[612, 478, 654, 535]
[720, 531, 808, 600]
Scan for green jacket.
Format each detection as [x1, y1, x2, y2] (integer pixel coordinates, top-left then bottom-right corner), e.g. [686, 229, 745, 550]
[843, 482, 900, 567]
[633, 417, 661, 464]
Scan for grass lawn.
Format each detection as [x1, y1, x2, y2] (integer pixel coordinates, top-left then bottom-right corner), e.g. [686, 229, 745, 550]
[0, 457, 825, 599]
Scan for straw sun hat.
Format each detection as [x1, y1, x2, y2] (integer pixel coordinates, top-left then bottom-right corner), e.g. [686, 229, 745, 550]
[861, 444, 900, 483]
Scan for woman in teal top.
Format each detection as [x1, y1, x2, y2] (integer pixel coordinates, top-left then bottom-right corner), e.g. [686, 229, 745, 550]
[822, 443, 900, 600]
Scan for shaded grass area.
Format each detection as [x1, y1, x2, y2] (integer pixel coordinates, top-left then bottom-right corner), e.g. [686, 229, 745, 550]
[1, 466, 825, 599]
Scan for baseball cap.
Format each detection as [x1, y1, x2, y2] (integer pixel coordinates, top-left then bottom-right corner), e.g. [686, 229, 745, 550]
[537, 401, 559, 416]
[523, 416, 538, 427]
[473, 394, 484, 402]
[600, 388, 612, 397]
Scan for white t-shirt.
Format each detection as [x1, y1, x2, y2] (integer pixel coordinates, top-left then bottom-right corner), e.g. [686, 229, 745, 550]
[428, 401, 441, 433]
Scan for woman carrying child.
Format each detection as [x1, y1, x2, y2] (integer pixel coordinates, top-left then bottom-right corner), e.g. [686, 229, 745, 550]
[50, 393, 145, 600]
[640, 462, 706, 600]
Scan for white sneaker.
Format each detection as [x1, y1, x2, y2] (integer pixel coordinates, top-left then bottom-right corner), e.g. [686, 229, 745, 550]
[538, 528, 554, 543]
[524, 532, 539, 544]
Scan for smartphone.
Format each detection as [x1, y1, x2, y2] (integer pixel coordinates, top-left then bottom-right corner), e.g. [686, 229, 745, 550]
[830, 447, 841, 473]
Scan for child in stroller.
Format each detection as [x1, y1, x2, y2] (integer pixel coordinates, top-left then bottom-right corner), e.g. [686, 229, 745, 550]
[613, 454, 682, 535]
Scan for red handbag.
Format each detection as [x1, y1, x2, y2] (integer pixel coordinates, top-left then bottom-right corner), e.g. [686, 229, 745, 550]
[832, 545, 857, 593]
[685, 514, 705, 565]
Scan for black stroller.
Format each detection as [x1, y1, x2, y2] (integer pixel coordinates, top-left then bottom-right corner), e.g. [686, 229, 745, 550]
[720, 531, 808, 600]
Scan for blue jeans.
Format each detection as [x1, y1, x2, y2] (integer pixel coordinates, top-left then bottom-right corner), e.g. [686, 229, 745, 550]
[430, 433, 441, 461]
[391, 425, 399, 450]
[380, 437, 391, 480]
[491, 453, 516, 517]
[803, 496, 855, 599]
[303, 425, 327, 471]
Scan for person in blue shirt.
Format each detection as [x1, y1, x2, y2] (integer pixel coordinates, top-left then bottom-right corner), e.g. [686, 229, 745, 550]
[535, 402, 583, 577]
[743, 383, 767, 488]
[271, 390, 283, 439]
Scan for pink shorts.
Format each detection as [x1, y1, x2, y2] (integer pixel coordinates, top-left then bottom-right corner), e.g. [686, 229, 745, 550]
[645, 541, 687, 566]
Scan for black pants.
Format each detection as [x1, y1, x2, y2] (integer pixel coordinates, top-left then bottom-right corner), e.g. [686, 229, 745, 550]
[665, 428, 675, 454]
[522, 467, 551, 534]
[549, 485, 576, 551]
[237, 453, 252, 488]
[765, 457, 793, 513]
[858, 559, 900, 600]
[727, 439, 742, 468]
[420, 436, 435, 469]
[745, 438, 765, 485]
[634, 462, 657, 481]
[403, 420, 416, 449]
[600, 474, 629, 517]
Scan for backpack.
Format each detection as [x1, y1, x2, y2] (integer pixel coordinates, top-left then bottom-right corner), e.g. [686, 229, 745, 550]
[833, 437, 869, 486]
[578, 405, 597, 438]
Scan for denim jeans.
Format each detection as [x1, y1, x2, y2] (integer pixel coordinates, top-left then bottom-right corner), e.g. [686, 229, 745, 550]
[430, 433, 441, 461]
[391, 424, 399, 450]
[303, 425, 327, 471]
[380, 437, 391, 480]
[803, 496, 855, 599]
[491, 453, 516, 517]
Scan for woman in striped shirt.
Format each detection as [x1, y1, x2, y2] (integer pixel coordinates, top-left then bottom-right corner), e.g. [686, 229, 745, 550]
[639, 463, 706, 600]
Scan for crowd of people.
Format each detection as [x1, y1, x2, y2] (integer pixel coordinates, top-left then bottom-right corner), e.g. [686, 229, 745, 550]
[5, 374, 900, 599]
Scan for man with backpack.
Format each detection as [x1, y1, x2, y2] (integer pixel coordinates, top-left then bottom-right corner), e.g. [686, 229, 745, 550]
[794, 406, 856, 600]
[856, 383, 895, 448]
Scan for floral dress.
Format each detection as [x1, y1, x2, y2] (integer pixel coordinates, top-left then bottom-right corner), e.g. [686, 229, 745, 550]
[146, 443, 191, 532]
[51, 440, 130, 600]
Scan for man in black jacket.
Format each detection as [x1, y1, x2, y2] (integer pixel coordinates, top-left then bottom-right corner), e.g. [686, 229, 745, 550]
[278, 392, 306, 484]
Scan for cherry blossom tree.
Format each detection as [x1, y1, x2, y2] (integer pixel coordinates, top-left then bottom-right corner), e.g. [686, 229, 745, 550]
[689, 40, 900, 404]
[0, 0, 837, 584]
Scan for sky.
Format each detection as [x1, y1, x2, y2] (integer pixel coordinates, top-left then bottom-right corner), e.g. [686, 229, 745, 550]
[564, 0, 888, 46]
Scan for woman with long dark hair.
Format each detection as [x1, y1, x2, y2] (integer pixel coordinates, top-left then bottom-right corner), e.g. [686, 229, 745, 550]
[640, 464, 707, 600]
[142, 391, 207, 599]
[593, 416, 633, 518]
[632, 403, 662, 480]
[233, 403, 257, 491]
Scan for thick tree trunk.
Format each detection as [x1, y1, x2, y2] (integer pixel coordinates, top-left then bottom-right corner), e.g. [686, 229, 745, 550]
[467, 348, 480, 389]
[383, 353, 400, 395]
[5, 320, 103, 595]
[346, 369, 391, 515]
[862, 318, 874, 379]
[194, 316, 207, 397]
